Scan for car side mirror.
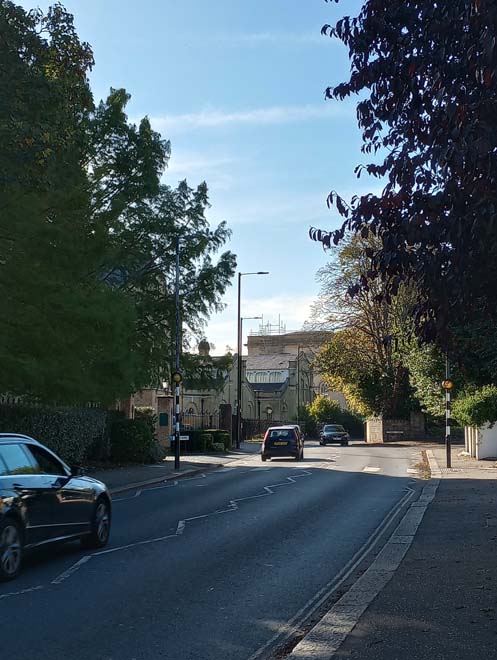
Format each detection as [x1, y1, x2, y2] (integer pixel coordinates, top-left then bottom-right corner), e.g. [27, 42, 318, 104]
[70, 465, 86, 477]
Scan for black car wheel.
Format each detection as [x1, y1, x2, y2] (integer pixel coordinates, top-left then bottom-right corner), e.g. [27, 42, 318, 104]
[341, 441, 349, 446]
[81, 498, 111, 549]
[0, 518, 23, 582]
[261, 455, 267, 462]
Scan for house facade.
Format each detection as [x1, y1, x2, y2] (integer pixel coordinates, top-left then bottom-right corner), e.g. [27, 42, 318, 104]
[123, 328, 346, 445]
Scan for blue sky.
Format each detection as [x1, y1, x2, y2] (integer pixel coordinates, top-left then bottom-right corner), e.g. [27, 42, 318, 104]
[21, 0, 372, 352]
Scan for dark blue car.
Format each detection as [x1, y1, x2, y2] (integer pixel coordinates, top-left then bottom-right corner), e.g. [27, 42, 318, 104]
[0, 433, 111, 581]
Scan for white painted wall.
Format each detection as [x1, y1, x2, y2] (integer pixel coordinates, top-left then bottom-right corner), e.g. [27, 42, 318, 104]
[466, 424, 497, 459]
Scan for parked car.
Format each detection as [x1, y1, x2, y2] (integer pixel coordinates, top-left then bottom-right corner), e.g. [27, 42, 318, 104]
[0, 433, 111, 582]
[319, 424, 350, 446]
[261, 426, 304, 461]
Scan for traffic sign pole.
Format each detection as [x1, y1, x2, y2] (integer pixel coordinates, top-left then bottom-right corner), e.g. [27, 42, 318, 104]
[443, 354, 453, 469]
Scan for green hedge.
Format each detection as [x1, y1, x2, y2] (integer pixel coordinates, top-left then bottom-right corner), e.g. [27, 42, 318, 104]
[204, 429, 231, 451]
[453, 386, 497, 428]
[110, 418, 159, 463]
[0, 403, 109, 464]
[183, 429, 231, 453]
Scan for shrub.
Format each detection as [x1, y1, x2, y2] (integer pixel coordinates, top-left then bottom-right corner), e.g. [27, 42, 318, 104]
[297, 398, 365, 439]
[453, 386, 497, 428]
[134, 406, 158, 438]
[187, 431, 214, 452]
[110, 418, 157, 463]
[204, 429, 231, 451]
[0, 403, 108, 464]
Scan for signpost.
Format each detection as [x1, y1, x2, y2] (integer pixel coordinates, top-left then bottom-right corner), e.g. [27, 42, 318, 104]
[443, 355, 454, 468]
[172, 371, 182, 470]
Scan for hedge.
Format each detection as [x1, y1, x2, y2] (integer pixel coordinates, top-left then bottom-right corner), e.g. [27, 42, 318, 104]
[452, 386, 497, 428]
[110, 418, 161, 463]
[0, 403, 109, 464]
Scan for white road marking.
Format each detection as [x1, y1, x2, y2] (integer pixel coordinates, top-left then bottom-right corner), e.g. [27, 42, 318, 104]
[362, 466, 381, 473]
[248, 485, 416, 660]
[28, 469, 314, 590]
[0, 584, 43, 600]
[288, 460, 440, 659]
[51, 555, 92, 585]
[406, 468, 419, 474]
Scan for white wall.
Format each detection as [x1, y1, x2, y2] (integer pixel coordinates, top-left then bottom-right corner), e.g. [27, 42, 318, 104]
[466, 424, 497, 459]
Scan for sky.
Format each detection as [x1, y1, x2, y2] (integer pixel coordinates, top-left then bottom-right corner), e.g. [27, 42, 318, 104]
[20, 0, 370, 353]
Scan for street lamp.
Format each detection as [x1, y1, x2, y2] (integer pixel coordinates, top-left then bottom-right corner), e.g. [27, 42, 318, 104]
[172, 233, 205, 471]
[236, 272, 269, 448]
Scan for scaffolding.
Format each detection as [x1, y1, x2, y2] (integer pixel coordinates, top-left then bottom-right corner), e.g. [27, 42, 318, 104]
[249, 315, 286, 336]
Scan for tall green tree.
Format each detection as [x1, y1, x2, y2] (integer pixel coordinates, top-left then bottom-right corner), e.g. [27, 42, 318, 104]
[311, 235, 416, 417]
[0, 2, 235, 403]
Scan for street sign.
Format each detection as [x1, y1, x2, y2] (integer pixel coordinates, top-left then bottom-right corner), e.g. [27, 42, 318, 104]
[180, 435, 189, 441]
[442, 379, 454, 390]
[172, 371, 182, 384]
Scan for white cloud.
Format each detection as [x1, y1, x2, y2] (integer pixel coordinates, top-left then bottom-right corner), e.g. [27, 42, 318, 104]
[206, 294, 315, 354]
[150, 104, 347, 134]
[164, 151, 240, 190]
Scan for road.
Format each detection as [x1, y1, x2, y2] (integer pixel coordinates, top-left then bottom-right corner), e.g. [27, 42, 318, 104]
[1, 441, 423, 660]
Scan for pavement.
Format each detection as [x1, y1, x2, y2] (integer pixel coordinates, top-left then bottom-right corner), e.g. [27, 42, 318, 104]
[329, 443, 497, 660]
[88, 441, 262, 493]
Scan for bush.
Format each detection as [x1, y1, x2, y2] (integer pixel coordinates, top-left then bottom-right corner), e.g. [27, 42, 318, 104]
[453, 386, 497, 428]
[0, 403, 108, 464]
[204, 429, 231, 451]
[134, 406, 157, 438]
[187, 431, 214, 452]
[110, 418, 157, 463]
[297, 398, 365, 439]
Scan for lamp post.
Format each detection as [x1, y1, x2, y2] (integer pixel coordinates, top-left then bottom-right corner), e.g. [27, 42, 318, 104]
[236, 272, 269, 448]
[172, 233, 205, 471]
[296, 344, 302, 425]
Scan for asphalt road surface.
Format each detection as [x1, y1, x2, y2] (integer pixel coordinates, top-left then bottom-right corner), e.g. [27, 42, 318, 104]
[1, 441, 423, 660]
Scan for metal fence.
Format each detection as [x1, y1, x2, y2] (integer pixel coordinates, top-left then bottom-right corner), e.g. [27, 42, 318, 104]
[181, 412, 220, 432]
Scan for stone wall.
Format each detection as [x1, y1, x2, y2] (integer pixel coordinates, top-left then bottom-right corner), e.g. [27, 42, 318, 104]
[365, 412, 426, 443]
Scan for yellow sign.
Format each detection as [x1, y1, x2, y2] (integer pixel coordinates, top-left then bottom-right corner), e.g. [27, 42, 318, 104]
[172, 372, 182, 384]
[442, 379, 454, 390]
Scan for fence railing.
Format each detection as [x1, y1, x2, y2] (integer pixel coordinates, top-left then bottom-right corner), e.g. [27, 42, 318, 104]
[181, 412, 220, 432]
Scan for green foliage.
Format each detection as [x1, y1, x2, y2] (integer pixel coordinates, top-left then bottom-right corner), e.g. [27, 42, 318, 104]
[109, 418, 157, 463]
[308, 395, 341, 422]
[187, 429, 230, 452]
[453, 387, 497, 429]
[407, 345, 446, 418]
[305, 395, 364, 438]
[311, 235, 417, 418]
[295, 405, 317, 438]
[0, 2, 236, 405]
[183, 353, 233, 392]
[134, 406, 157, 438]
[0, 404, 108, 464]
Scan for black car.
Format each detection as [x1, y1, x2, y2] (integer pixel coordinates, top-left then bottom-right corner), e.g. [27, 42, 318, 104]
[0, 433, 111, 581]
[261, 426, 304, 461]
[319, 424, 350, 446]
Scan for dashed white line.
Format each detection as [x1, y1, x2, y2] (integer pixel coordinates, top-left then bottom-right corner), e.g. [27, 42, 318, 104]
[0, 584, 44, 600]
[362, 466, 381, 473]
[51, 555, 92, 585]
[34, 469, 315, 589]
